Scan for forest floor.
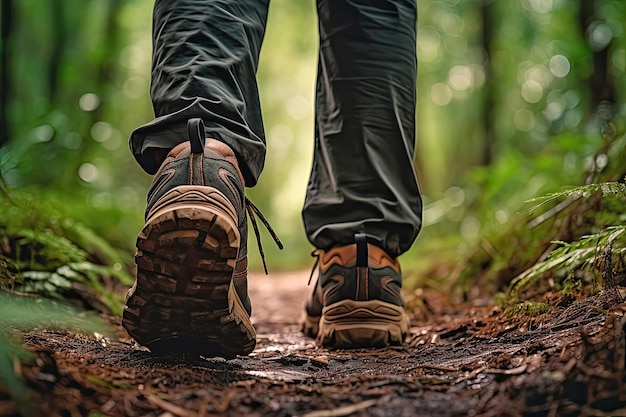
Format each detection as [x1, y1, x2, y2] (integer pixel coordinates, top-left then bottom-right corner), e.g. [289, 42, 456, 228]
[2, 271, 626, 417]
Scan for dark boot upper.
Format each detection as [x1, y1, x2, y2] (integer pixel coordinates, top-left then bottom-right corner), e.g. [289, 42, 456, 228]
[305, 234, 405, 318]
[144, 135, 251, 314]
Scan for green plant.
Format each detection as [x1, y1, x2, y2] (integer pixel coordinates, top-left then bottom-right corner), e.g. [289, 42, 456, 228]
[0, 188, 134, 314]
[504, 301, 551, 317]
[0, 175, 124, 415]
[505, 179, 626, 303]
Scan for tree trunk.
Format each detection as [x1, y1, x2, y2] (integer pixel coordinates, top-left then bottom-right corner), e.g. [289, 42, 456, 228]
[48, 0, 65, 103]
[579, 0, 616, 111]
[480, 0, 495, 166]
[0, 0, 13, 146]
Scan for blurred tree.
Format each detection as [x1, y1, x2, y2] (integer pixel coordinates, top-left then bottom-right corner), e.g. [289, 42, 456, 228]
[1, 0, 625, 270]
[480, 0, 495, 166]
[580, 0, 616, 109]
[0, 0, 150, 250]
[0, 0, 12, 147]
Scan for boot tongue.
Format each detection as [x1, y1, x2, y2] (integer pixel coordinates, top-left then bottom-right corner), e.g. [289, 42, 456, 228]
[355, 233, 368, 267]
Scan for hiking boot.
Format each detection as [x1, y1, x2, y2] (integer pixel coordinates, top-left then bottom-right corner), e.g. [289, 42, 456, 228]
[301, 233, 410, 348]
[122, 118, 255, 358]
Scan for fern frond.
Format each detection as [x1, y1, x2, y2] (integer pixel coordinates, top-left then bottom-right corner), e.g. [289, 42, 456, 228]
[522, 181, 626, 214]
[61, 220, 127, 265]
[14, 229, 88, 270]
[507, 226, 626, 300]
[1, 188, 133, 313]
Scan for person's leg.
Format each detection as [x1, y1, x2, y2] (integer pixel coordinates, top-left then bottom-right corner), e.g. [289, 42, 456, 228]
[123, 0, 269, 357]
[303, 0, 422, 257]
[302, 0, 422, 348]
[130, 0, 269, 186]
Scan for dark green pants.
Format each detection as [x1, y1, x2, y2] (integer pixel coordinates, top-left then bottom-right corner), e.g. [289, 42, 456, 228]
[129, 0, 422, 257]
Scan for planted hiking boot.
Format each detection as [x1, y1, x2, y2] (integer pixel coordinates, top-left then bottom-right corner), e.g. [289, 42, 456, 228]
[122, 118, 255, 358]
[302, 233, 410, 348]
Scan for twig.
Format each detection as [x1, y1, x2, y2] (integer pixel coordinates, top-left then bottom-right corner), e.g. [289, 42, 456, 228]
[299, 399, 380, 417]
[454, 366, 487, 384]
[484, 364, 528, 375]
[417, 363, 458, 372]
[528, 194, 579, 229]
[146, 394, 191, 417]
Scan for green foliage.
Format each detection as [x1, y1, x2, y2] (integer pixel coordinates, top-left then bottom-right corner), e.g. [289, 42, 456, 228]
[524, 181, 626, 214]
[4, 0, 626, 273]
[0, 188, 133, 315]
[508, 225, 626, 302]
[0, 180, 121, 413]
[504, 301, 551, 317]
[417, 0, 626, 192]
[500, 175, 626, 305]
[0, 176, 124, 415]
[12, 228, 87, 271]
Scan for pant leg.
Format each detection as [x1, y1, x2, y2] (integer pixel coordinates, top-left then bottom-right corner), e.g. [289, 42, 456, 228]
[129, 0, 269, 186]
[303, 0, 422, 257]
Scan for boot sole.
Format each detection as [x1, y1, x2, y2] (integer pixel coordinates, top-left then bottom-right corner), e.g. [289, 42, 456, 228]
[300, 311, 320, 339]
[122, 186, 255, 358]
[317, 299, 409, 349]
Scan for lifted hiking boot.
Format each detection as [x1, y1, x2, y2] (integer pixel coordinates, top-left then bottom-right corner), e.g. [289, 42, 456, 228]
[302, 233, 410, 349]
[122, 118, 255, 358]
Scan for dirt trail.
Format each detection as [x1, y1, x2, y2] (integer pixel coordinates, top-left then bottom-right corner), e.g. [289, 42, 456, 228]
[2, 272, 626, 417]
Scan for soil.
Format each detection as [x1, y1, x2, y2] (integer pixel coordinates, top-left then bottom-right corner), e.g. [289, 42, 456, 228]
[1, 272, 626, 417]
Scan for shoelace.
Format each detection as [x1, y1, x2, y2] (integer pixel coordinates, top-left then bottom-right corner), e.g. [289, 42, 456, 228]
[186, 119, 283, 273]
[245, 197, 283, 274]
[307, 250, 321, 286]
